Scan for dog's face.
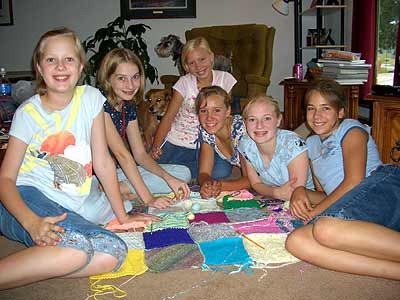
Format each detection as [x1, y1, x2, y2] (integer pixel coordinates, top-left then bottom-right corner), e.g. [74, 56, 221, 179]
[144, 88, 172, 117]
[154, 35, 182, 58]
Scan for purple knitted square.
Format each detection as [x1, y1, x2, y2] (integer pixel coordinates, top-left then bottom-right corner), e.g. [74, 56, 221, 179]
[143, 228, 194, 250]
[189, 212, 230, 225]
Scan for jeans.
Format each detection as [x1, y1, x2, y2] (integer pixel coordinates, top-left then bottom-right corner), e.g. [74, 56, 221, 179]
[157, 141, 233, 180]
[0, 186, 127, 270]
[311, 165, 400, 231]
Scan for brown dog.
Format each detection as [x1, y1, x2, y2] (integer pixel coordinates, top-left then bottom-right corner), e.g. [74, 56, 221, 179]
[137, 88, 172, 149]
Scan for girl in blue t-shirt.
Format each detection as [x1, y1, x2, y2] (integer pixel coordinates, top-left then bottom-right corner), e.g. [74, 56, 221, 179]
[238, 95, 314, 201]
[286, 79, 400, 280]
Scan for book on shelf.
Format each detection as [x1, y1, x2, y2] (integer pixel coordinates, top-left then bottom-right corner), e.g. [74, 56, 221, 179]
[322, 72, 369, 80]
[334, 79, 367, 85]
[318, 59, 366, 64]
[321, 63, 372, 69]
[322, 67, 370, 74]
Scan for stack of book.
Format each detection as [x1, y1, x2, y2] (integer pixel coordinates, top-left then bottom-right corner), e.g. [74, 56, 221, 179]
[318, 58, 371, 85]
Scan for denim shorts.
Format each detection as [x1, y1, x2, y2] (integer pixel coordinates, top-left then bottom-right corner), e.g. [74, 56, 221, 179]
[311, 165, 400, 231]
[0, 186, 127, 271]
[157, 141, 233, 180]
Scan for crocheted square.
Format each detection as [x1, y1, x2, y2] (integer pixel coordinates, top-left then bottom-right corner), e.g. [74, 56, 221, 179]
[225, 207, 267, 223]
[188, 223, 237, 243]
[116, 232, 145, 250]
[189, 211, 230, 225]
[199, 237, 252, 266]
[90, 249, 147, 280]
[242, 233, 299, 268]
[145, 244, 203, 272]
[144, 212, 189, 232]
[223, 195, 261, 209]
[232, 215, 285, 234]
[143, 228, 194, 250]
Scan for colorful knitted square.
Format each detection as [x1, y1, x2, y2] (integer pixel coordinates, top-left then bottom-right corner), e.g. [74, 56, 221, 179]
[199, 237, 252, 266]
[223, 195, 261, 209]
[116, 232, 145, 250]
[143, 228, 194, 250]
[144, 212, 189, 232]
[189, 211, 230, 224]
[242, 233, 299, 267]
[225, 207, 267, 223]
[90, 249, 148, 280]
[233, 215, 285, 234]
[145, 244, 203, 272]
[188, 223, 237, 243]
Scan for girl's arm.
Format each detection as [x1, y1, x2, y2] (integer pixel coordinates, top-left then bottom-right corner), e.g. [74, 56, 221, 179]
[151, 90, 184, 159]
[198, 143, 217, 198]
[104, 113, 156, 204]
[306, 128, 368, 221]
[126, 119, 189, 199]
[0, 137, 65, 246]
[217, 154, 250, 192]
[92, 110, 160, 223]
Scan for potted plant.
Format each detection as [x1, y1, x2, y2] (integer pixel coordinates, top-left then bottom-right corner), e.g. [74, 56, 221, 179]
[82, 16, 158, 85]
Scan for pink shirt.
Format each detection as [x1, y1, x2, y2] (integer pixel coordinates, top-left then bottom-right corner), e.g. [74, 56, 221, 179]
[168, 70, 236, 149]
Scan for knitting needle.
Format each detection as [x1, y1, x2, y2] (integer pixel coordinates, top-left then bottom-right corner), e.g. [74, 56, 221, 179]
[235, 230, 265, 250]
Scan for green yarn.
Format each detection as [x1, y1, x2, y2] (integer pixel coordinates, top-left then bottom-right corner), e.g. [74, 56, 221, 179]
[222, 195, 260, 209]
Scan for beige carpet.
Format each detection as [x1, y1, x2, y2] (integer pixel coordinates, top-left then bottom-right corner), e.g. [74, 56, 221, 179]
[1, 236, 399, 300]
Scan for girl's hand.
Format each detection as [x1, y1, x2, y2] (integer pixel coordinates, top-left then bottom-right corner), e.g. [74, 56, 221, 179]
[124, 213, 162, 226]
[27, 213, 67, 247]
[166, 177, 190, 200]
[150, 146, 163, 160]
[290, 186, 313, 221]
[274, 178, 297, 201]
[200, 179, 221, 199]
[147, 196, 176, 209]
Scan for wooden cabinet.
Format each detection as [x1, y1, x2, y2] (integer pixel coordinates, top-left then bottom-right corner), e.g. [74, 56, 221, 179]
[363, 95, 400, 165]
[280, 79, 361, 130]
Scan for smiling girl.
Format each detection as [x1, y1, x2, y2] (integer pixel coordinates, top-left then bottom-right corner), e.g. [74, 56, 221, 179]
[196, 86, 250, 199]
[151, 37, 236, 179]
[286, 79, 400, 280]
[238, 95, 314, 201]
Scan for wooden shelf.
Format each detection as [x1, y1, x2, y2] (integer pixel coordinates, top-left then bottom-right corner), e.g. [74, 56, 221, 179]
[303, 45, 348, 49]
[301, 5, 346, 15]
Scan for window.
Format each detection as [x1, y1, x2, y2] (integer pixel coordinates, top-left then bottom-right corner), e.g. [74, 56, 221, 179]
[375, 0, 400, 85]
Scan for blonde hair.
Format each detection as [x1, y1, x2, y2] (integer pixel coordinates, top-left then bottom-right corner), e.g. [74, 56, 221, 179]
[32, 27, 86, 96]
[195, 85, 231, 114]
[242, 94, 281, 119]
[181, 36, 214, 73]
[97, 48, 145, 107]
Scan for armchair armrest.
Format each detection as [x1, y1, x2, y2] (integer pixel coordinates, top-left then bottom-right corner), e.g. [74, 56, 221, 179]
[245, 74, 270, 98]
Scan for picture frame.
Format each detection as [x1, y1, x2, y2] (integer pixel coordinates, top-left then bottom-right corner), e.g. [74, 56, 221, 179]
[120, 0, 196, 19]
[0, 0, 13, 26]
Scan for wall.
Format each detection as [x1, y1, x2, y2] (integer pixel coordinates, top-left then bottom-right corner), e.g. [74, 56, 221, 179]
[0, 0, 352, 108]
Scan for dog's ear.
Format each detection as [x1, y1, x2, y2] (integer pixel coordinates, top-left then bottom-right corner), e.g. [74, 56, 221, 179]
[145, 89, 157, 99]
[164, 88, 172, 101]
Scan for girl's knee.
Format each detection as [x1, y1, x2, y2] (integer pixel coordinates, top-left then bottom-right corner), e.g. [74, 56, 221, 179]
[313, 217, 343, 248]
[286, 229, 306, 255]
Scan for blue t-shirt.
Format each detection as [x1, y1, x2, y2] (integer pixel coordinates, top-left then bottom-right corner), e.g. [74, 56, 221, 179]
[306, 119, 382, 195]
[199, 114, 246, 167]
[238, 129, 314, 189]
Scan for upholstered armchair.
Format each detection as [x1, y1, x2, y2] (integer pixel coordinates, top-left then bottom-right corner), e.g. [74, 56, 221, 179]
[160, 24, 276, 101]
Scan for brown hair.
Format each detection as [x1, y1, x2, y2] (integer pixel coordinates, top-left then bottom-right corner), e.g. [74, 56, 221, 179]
[32, 27, 86, 95]
[242, 94, 281, 119]
[97, 48, 145, 107]
[195, 85, 231, 114]
[304, 79, 347, 115]
[181, 36, 214, 73]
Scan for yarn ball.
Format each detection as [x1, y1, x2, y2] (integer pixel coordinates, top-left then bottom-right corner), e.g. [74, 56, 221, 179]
[191, 203, 201, 212]
[187, 212, 195, 220]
